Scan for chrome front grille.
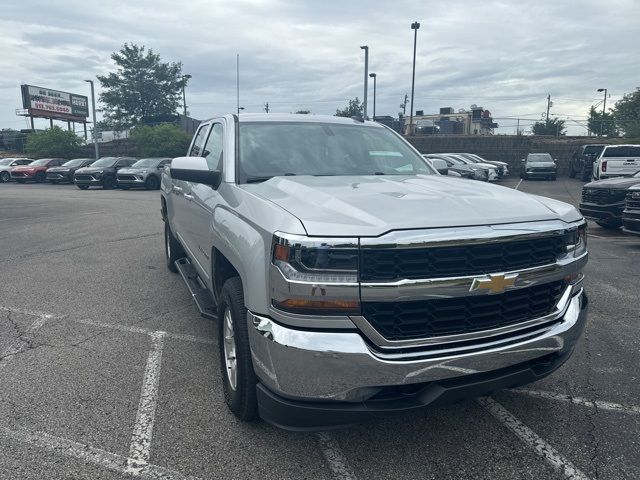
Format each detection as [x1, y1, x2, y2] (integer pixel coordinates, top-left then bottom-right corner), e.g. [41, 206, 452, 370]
[582, 188, 626, 205]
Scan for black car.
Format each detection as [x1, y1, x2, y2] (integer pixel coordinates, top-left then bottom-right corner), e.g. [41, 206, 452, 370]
[622, 185, 640, 235]
[74, 157, 138, 189]
[569, 144, 606, 181]
[46, 158, 96, 184]
[579, 171, 640, 229]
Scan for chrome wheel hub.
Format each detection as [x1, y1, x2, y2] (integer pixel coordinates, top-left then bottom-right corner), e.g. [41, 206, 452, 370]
[223, 308, 237, 391]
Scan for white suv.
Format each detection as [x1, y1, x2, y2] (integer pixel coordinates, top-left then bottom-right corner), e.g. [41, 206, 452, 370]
[593, 144, 640, 180]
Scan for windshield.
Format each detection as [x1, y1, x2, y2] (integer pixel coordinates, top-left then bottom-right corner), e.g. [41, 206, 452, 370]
[528, 154, 553, 163]
[132, 158, 166, 168]
[603, 146, 640, 157]
[63, 159, 90, 167]
[238, 122, 434, 182]
[29, 159, 52, 166]
[90, 157, 118, 167]
[0, 158, 18, 166]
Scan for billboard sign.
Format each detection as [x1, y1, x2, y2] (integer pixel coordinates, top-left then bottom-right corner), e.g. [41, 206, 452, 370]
[21, 84, 89, 119]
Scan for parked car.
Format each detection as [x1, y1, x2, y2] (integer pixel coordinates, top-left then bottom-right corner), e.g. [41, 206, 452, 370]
[46, 158, 96, 184]
[161, 113, 588, 429]
[424, 154, 480, 179]
[74, 157, 138, 189]
[10, 158, 65, 183]
[444, 153, 499, 180]
[422, 156, 462, 177]
[452, 153, 509, 177]
[579, 171, 640, 229]
[592, 144, 640, 180]
[622, 184, 640, 235]
[116, 157, 172, 190]
[521, 153, 557, 180]
[569, 144, 605, 181]
[0, 158, 34, 182]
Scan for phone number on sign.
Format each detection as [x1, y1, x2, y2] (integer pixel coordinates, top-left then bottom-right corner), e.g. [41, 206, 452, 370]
[33, 103, 71, 113]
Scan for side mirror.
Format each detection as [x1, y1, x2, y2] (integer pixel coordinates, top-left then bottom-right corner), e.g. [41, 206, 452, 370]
[521, 159, 526, 163]
[170, 156, 221, 188]
[428, 158, 449, 175]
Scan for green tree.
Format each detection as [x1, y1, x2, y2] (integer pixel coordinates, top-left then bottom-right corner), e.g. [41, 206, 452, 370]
[612, 88, 640, 138]
[335, 98, 364, 117]
[130, 124, 192, 158]
[97, 43, 186, 129]
[25, 127, 83, 157]
[532, 118, 566, 136]
[587, 106, 617, 136]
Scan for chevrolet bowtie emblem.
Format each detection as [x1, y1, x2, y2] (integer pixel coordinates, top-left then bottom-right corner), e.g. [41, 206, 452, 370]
[470, 273, 519, 294]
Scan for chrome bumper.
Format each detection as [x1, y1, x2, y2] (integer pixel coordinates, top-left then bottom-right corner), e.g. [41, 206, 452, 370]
[248, 289, 587, 402]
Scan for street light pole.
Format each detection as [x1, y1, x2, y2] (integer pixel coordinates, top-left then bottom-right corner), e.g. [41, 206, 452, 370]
[409, 21, 420, 135]
[84, 79, 99, 160]
[369, 73, 377, 119]
[360, 46, 369, 119]
[181, 74, 192, 117]
[597, 88, 607, 135]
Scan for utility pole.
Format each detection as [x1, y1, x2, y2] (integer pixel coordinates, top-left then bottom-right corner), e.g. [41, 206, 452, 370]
[369, 73, 377, 119]
[84, 79, 99, 160]
[360, 46, 369, 119]
[181, 74, 191, 117]
[597, 88, 607, 136]
[516, 118, 520, 135]
[400, 94, 408, 115]
[546, 94, 552, 124]
[264, 102, 269, 113]
[236, 54, 240, 115]
[409, 21, 421, 135]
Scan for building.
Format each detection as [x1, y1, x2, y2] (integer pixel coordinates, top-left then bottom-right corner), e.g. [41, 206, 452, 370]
[407, 106, 498, 135]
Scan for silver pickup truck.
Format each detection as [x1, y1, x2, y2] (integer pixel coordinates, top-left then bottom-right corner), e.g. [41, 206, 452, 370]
[161, 114, 589, 430]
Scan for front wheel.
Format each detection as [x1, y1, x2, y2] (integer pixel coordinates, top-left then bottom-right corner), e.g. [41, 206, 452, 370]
[0, 171, 10, 183]
[218, 277, 259, 422]
[145, 176, 159, 190]
[164, 222, 185, 273]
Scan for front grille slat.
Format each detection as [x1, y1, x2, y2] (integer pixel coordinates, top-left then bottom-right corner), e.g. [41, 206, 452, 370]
[360, 236, 566, 282]
[362, 280, 565, 341]
[582, 188, 626, 204]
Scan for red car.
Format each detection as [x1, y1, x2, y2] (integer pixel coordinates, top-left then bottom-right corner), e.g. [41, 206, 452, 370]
[11, 158, 65, 183]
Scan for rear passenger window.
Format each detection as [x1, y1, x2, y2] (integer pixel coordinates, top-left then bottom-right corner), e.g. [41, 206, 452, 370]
[190, 126, 209, 157]
[603, 147, 628, 157]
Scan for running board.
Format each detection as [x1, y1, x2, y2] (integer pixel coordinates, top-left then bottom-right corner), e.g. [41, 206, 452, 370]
[175, 257, 218, 320]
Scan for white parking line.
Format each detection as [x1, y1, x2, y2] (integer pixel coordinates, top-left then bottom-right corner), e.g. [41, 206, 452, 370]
[125, 331, 166, 475]
[514, 179, 523, 190]
[0, 425, 202, 480]
[316, 432, 358, 480]
[477, 397, 590, 480]
[0, 314, 49, 370]
[512, 389, 640, 415]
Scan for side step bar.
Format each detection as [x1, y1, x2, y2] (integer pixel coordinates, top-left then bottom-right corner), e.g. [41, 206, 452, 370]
[175, 257, 218, 320]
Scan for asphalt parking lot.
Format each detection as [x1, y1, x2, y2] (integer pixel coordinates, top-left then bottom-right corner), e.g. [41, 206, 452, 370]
[0, 177, 638, 480]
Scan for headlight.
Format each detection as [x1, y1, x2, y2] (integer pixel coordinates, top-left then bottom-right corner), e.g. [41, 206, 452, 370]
[567, 223, 587, 258]
[632, 191, 640, 199]
[271, 233, 359, 315]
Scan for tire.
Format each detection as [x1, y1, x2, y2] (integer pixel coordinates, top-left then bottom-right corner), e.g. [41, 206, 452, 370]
[102, 176, 115, 189]
[77, 185, 89, 190]
[569, 162, 576, 178]
[596, 219, 622, 229]
[145, 175, 160, 190]
[0, 171, 10, 183]
[580, 167, 590, 182]
[164, 222, 185, 273]
[217, 277, 259, 422]
[35, 172, 46, 183]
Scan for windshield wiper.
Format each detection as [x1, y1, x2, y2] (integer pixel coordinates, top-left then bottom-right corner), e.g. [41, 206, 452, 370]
[245, 173, 297, 184]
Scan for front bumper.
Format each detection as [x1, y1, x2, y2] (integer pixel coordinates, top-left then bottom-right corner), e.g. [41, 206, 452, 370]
[74, 176, 103, 185]
[116, 175, 146, 186]
[47, 172, 72, 182]
[249, 289, 588, 429]
[11, 171, 36, 179]
[622, 207, 640, 235]
[525, 170, 556, 178]
[579, 201, 624, 221]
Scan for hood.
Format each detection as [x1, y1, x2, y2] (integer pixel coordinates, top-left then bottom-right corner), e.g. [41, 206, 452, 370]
[584, 176, 640, 189]
[12, 165, 38, 171]
[474, 162, 497, 170]
[526, 161, 556, 168]
[47, 166, 70, 173]
[77, 166, 113, 174]
[241, 175, 581, 236]
[118, 168, 147, 174]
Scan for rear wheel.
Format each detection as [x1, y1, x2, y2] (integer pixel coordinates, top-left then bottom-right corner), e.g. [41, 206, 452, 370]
[218, 277, 258, 422]
[580, 166, 590, 182]
[77, 185, 89, 190]
[596, 219, 622, 229]
[0, 171, 10, 183]
[164, 222, 185, 273]
[145, 175, 159, 190]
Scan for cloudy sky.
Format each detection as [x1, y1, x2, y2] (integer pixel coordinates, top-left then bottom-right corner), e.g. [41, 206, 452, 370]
[1, 0, 638, 135]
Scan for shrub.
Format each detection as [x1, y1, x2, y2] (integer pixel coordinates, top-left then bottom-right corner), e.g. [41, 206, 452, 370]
[25, 127, 83, 158]
[130, 124, 192, 158]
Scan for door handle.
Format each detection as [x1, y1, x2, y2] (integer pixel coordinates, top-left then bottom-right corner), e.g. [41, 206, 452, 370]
[183, 193, 194, 201]
[172, 185, 183, 194]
